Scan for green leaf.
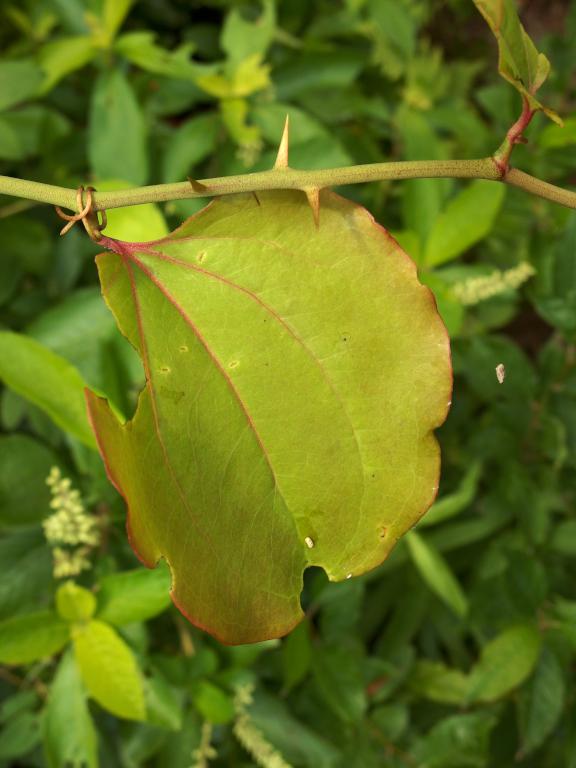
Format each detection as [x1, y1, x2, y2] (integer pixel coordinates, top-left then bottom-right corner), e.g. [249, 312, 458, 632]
[472, 0, 561, 123]
[221, 0, 275, 65]
[72, 619, 146, 720]
[517, 647, 565, 756]
[0, 530, 52, 620]
[409, 660, 469, 705]
[406, 531, 468, 617]
[313, 645, 366, 723]
[145, 671, 183, 731]
[424, 181, 506, 266]
[0, 711, 40, 761]
[89, 69, 148, 185]
[282, 620, 312, 692]
[86, 190, 451, 644]
[162, 114, 218, 183]
[467, 624, 542, 703]
[0, 59, 42, 110]
[42, 652, 98, 768]
[114, 32, 202, 80]
[96, 563, 171, 625]
[56, 582, 97, 624]
[248, 691, 340, 768]
[94, 180, 168, 241]
[37, 37, 97, 92]
[102, 0, 133, 42]
[191, 680, 234, 724]
[0, 332, 96, 447]
[414, 712, 497, 768]
[0, 435, 57, 527]
[0, 612, 69, 665]
[418, 462, 482, 528]
[550, 520, 576, 557]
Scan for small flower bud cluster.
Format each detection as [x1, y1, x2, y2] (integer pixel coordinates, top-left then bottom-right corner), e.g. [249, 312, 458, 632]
[43, 467, 100, 579]
[452, 262, 536, 306]
[190, 722, 217, 768]
[233, 684, 292, 768]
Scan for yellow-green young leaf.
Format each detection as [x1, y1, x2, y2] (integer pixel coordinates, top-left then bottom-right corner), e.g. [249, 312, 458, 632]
[96, 563, 172, 626]
[42, 652, 98, 768]
[102, 0, 133, 43]
[406, 531, 468, 617]
[56, 582, 97, 624]
[467, 624, 542, 704]
[72, 620, 145, 720]
[424, 181, 505, 267]
[472, 0, 561, 123]
[86, 190, 452, 644]
[0, 332, 96, 448]
[95, 180, 168, 242]
[0, 612, 69, 665]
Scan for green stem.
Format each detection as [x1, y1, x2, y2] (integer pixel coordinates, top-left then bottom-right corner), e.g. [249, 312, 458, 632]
[0, 157, 575, 214]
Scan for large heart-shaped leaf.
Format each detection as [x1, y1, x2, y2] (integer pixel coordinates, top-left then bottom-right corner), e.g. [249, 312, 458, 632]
[86, 190, 451, 644]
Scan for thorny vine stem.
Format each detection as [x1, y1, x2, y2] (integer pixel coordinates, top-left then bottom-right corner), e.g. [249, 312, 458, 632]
[0, 109, 574, 221]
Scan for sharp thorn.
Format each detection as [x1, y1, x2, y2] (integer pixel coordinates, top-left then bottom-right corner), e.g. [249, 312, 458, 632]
[274, 114, 290, 169]
[187, 177, 209, 193]
[252, 192, 261, 206]
[304, 187, 320, 228]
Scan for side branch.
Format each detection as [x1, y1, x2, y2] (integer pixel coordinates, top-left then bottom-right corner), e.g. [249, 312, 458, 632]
[0, 158, 575, 212]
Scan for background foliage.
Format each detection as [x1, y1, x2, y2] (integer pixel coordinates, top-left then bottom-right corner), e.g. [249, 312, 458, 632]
[0, 0, 575, 765]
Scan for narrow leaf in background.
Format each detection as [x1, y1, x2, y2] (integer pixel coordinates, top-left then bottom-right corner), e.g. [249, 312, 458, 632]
[89, 69, 148, 186]
[406, 531, 468, 617]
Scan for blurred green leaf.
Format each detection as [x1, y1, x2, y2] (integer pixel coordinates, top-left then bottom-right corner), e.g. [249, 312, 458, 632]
[0, 710, 40, 762]
[517, 647, 565, 756]
[409, 660, 469, 705]
[467, 624, 542, 703]
[37, 37, 97, 92]
[221, 0, 275, 65]
[313, 645, 367, 723]
[0, 434, 57, 527]
[115, 32, 201, 80]
[424, 181, 506, 266]
[162, 114, 218, 183]
[415, 712, 497, 768]
[282, 620, 311, 692]
[102, 0, 133, 43]
[419, 463, 482, 528]
[0, 59, 42, 110]
[144, 672, 183, 731]
[96, 563, 171, 626]
[89, 69, 148, 185]
[406, 531, 469, 617]
[0, 612, 69, 664]
[73, 619, 146, 720]
[191, 680, 234, 725]
[56, 581, 97, 624]
[0, 332, 96, 447]
[42, 651, 98, 768]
